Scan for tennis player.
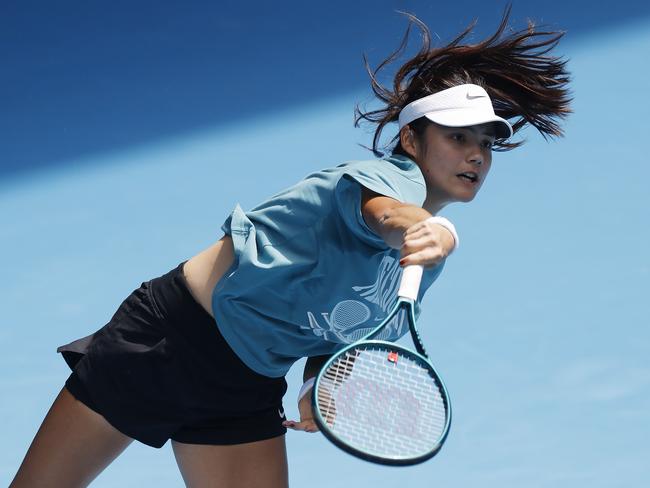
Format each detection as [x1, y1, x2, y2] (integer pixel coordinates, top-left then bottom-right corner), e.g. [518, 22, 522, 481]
[11, 7, 570, 488]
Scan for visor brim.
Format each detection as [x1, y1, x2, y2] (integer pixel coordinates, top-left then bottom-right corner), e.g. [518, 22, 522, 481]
[423, 110, 513, 139]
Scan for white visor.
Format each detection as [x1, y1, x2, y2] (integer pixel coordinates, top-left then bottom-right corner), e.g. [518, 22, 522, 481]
[398, 84, 513, 139]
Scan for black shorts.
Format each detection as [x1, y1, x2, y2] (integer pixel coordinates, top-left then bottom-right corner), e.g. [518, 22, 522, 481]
[57, 261, 288, 448]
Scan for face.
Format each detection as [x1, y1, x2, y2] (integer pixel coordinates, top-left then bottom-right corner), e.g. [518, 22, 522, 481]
[401, 121, 497, 213]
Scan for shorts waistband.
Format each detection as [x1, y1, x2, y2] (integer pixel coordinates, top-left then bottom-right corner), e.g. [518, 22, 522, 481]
[148, 261, 215, 325]
[146, 261, 279, 384]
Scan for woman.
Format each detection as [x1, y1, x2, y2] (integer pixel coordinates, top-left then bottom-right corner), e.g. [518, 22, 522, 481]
[11, 6, 571, 487]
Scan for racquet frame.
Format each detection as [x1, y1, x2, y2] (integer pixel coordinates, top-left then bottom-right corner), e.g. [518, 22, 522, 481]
[312, 265, 452, 466]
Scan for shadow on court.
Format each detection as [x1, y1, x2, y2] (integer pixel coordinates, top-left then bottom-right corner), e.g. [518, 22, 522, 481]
[2, 0, 649, 181]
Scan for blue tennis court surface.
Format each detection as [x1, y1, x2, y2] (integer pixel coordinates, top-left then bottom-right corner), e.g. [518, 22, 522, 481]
[2, 5, 649, 487]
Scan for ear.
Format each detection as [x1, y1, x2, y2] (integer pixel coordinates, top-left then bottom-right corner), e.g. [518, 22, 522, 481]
[399, 125, 419, 160]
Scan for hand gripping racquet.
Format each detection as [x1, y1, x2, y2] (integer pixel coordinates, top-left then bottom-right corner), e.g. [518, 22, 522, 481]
[312, 265, 451, 466]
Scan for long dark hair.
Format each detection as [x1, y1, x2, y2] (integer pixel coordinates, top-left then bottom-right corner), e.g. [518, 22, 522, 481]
[355, 4, 572, 156]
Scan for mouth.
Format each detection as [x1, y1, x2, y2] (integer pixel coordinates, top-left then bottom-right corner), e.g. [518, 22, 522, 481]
[456, 171, 479, 184]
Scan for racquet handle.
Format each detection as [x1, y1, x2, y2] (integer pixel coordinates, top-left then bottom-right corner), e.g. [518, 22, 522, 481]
[398, 264, 423, 300]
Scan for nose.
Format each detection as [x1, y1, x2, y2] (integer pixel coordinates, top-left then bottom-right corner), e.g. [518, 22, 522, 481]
[468, 154, 483, 166]
[467, 143, 484, 166]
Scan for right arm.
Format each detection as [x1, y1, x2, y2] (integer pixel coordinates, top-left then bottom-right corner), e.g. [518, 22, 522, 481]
[360, 187, 456, 267]
[285, 186, 456, 433]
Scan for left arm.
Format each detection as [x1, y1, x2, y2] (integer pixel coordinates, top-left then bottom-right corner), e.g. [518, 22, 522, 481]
[283, 355, 332, 433]
[302, 354, 331, 382]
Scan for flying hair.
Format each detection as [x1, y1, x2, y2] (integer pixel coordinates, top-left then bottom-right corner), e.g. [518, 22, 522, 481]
[355, 4, 573, 156]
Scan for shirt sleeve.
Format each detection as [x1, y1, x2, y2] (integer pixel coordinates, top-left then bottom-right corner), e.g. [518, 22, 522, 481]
[334, 157, 427, 247]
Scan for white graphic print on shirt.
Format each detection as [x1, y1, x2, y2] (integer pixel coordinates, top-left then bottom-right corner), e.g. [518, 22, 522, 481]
[305, 255, 407, 343]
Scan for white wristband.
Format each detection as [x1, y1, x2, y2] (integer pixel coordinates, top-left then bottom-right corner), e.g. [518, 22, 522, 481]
[298, 377, 315, 402]
[426, 216, 459, 254]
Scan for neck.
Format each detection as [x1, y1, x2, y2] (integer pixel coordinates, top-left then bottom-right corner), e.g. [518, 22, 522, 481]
[423, 195, 450, 215]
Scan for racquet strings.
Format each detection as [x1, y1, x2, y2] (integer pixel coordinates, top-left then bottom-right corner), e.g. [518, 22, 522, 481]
[317, 346, 447, 460]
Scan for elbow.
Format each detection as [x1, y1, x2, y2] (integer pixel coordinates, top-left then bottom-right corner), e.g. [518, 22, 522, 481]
[360, 189, 415, 248]
[377, 208, 405, 248]
[371, 206, 410, 250]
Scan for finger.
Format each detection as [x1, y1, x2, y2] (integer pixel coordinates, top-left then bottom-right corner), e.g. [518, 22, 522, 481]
[405, 222, 453, 244]
[282, 420, 298, 429]
[299, 420, 320, 433]
[401, 244, 445, 265]
[405, 217, 434, 233]
[283, 419, 319, 432]
[403, 231, 428, 247]
[402, 235, 442, 254]
[403, 223, 428, 238]
[403, 224, 447, 246]
[405, 221, 454, 246]
[400, 248, 445, 267]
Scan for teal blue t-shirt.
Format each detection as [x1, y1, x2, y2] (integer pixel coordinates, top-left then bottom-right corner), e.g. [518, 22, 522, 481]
[212, 154, 445, 377]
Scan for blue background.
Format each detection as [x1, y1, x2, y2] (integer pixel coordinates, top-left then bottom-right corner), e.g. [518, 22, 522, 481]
[2, 1, 648, 486]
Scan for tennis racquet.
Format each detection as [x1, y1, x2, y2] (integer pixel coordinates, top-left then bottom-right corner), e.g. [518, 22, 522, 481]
[312, 264, 451, 466]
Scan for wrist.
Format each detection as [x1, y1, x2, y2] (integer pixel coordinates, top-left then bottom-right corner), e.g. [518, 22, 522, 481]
[425, 216, 459, 254]
[298, 377, 315, 402]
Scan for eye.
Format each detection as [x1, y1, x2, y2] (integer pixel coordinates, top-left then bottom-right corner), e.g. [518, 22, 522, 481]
[451, 133, 465, 142]
[481, 140, 494, 149]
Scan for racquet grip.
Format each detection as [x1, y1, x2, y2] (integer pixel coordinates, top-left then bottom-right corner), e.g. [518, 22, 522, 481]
[398, 264, 423, 300]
